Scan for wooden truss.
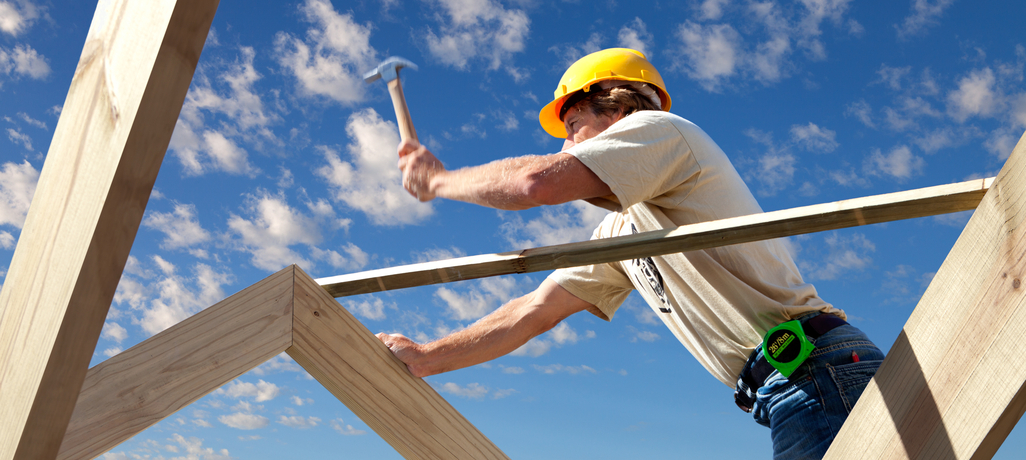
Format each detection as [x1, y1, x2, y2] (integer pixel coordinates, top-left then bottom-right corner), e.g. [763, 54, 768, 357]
[1, 0, 1026, 458]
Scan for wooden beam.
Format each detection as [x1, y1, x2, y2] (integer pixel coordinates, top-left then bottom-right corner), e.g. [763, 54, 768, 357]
[57, 267, 295, 460]
[318, 177, 992, 297]
[0, 1, 218, 458]
[825, 132, 1026, 459]
[288, 267, 508, 460]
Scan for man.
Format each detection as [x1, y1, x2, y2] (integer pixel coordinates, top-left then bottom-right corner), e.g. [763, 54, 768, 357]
[376, 48, 883, 459]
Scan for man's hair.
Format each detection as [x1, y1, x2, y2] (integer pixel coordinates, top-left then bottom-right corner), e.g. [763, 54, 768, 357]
[563, 85, 660, 121]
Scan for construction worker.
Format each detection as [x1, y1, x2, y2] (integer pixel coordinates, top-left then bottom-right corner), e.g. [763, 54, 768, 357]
[378, 48, 883, 459]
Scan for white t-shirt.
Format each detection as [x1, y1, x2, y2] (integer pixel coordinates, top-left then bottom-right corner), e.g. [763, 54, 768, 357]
[549, 110, 842, 386]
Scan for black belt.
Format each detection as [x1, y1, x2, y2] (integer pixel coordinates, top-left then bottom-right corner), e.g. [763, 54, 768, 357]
[733, 313, 847, 413]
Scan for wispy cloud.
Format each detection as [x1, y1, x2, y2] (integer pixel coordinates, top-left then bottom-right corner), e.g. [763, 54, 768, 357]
[0, 160, 37, 229]
[422, 0, 530, 78]
[274, 0, 377, 104]
[317, 108, 433, 226]
[671, 0, 858, 91]
[896, 0, 956, 40]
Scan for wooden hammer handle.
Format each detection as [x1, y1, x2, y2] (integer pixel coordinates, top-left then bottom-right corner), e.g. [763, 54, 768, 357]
[387, 78, 417, 143]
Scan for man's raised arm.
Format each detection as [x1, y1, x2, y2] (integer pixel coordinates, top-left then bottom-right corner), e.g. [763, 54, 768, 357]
[396, 140, 611, 210]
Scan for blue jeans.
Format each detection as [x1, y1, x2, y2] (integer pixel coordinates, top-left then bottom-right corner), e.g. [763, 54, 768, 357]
[752, 323, 884, 459]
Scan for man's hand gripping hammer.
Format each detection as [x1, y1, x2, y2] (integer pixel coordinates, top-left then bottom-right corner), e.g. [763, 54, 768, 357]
[364, 57, 418, 143]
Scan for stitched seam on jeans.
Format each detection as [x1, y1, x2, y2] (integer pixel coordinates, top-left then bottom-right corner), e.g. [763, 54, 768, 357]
[827, 364, 855, 412]
[809, 340, 876, 357]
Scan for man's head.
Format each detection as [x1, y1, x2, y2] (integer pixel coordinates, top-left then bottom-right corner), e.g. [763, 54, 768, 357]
[539, 48, 671, 140]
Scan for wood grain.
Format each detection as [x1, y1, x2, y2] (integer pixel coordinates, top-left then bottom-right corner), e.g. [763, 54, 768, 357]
[318, 177, 992, 298]
[824, 133, 1026, 459]
[289, 267, 508, 460]
[388, 77, 417, 142]
[56, 267, 294, 460]
[0, 1, 218, 458]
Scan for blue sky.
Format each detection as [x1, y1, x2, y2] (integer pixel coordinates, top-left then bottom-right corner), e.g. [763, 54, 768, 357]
[2, 0, 1025, 458]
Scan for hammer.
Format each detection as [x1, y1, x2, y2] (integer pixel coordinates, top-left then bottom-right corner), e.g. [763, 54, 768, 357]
[364, 56, 418, 143]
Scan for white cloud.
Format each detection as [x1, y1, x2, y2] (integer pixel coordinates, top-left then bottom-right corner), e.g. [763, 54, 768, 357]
[673, 1, 858, 90]
[274, 0, 376, 104]
[251, 353, 305, 376]
[0, 230, 13, 249]
[0, 1, 39, 36]
[501, 200, 609, 249]
[617, 18, 653, 58]
[218, 412, 269, 430]
[437, 382, 489, 399]
[865, 145, 925, 180]
[947, 68, 1000, 122]
[699, 0, 729, 20]
[133, 261, 232, 335]
[631, 329, 661, 343]
[423, 0, 530, 74]
[755, 152, 796, 196]
[896, 0, 956, 40]
[674, 21, 741, 91]
[277, 415, 321, 429]
[343, 296, 390, 321]
[511, 322, 587, 357]
[796, 0, 856, 59]
[435, 276, 521, 321]
[796, 232, 875, 280]
[846, 100, 875, 128]
[17, 111, 45, 129]
[331, 418, 367, 436]
[0, 160, 38, 229]
[6, 127, 30, 150]
[532, 364, 597, 375]
[316, 109, 433, 225]
[985, 127, 1021, 161]
[170, 46, 272, 176]
[790, 122, 838, 153]
[143, 203, 211, 250]
[310, 242, 369, 272]
[101, 322, 128, 343]
[165, 434, 233, 460]
[227, 192, 321, 270]
[876, 64, 911, 91]
[7, 44, 49, 78]
[221, 380, 280, 402]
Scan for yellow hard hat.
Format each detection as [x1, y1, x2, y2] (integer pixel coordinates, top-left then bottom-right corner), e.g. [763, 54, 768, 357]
[539, 48, 671, 138]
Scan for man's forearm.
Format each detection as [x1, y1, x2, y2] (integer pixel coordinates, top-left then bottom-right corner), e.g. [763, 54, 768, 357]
[430, 156, 558, 210]
[378, 280, 594, 377]
[404, 294, 555, 376]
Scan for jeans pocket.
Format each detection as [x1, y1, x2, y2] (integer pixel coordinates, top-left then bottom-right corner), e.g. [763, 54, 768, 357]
[826, 360, 882, 412]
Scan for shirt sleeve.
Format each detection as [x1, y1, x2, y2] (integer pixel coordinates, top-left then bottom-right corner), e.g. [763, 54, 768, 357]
[547, 213, 635, 321]
[567, 112, 700, 209]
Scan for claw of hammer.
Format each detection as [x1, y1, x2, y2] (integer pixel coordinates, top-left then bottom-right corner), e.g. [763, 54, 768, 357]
[364, 57, 419, 142]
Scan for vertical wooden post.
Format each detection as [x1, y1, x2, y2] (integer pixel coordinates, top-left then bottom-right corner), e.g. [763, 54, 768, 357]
[0, 0, 218, 458]
[825, 131, 1026, 459]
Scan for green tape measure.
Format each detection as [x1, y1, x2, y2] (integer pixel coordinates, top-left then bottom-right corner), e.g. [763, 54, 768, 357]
[762, 320, 815, 377]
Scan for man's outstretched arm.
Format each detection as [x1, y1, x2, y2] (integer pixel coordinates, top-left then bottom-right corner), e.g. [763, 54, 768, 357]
[377, 279, 595, 377]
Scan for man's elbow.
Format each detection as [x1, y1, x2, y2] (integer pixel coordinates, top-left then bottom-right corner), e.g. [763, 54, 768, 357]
[521, 175, 568, 207]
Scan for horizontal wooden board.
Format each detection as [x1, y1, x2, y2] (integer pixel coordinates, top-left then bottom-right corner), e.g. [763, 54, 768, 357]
[318, 177, 992, 297]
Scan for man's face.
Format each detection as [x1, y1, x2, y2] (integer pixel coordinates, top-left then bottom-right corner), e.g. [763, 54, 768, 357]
[562, 104, 622, 150]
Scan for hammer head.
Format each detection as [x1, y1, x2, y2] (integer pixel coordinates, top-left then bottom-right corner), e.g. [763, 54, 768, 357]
[363, 56, 418, 84]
